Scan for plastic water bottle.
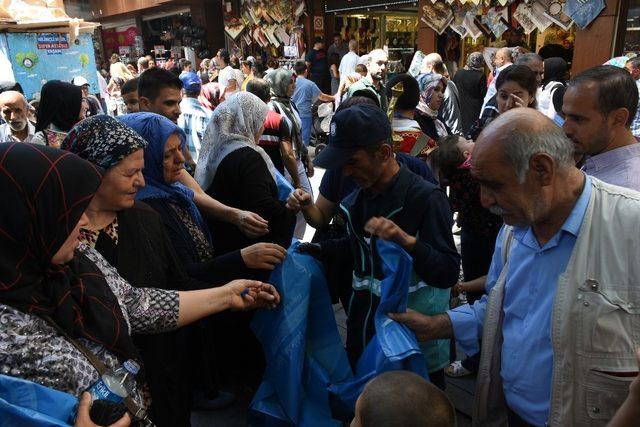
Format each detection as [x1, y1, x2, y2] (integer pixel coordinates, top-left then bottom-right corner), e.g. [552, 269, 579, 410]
[88, 359, 140, 404]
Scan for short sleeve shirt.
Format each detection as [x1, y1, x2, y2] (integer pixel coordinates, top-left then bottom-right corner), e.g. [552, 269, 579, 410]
[291, 77, 321, 118]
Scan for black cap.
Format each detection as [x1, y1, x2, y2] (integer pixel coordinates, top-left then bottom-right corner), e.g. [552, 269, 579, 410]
[313, 103, 392, 169]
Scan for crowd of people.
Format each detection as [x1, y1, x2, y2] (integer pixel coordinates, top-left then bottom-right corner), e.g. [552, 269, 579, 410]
[1, 35, 640, 427]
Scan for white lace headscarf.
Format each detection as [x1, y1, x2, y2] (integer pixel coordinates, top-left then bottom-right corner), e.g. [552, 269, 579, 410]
[195, 91, 276, 190]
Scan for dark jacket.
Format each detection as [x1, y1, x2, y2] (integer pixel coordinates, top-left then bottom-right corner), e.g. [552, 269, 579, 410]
[453, 69, 487, 135]
[205, 147, 296, 260]
[415, 111, 451, 141]
[93, 201, 199, 427]
[142, 198, 245, 285]
[440, 79, 463, 136]
[324, 166, 460, 365]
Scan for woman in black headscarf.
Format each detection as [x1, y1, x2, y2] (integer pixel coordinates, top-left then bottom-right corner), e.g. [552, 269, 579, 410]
[0, 143, 279, 424]
[32, 80, 88, 147]
[538, 57, 568, 119]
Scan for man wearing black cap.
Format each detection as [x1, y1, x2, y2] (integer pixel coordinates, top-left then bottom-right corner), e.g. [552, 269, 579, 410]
[291, 103, 460, 388]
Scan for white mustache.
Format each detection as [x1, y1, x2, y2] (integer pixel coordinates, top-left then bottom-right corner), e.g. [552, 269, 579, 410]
[488, 205, 507, 216]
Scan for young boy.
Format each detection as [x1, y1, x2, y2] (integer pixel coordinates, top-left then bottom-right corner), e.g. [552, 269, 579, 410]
[121, 77, 139, 113]
[351, 371, 456, 427]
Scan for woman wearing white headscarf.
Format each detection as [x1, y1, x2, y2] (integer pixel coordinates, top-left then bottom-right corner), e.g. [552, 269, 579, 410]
[196, 92, 296, 257]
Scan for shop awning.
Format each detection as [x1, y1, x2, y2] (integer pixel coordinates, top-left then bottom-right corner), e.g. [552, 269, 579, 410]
[0, 0, 99, 38]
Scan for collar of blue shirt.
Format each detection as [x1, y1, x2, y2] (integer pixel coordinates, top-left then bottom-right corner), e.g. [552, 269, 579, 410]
[513, 174, 592, 251]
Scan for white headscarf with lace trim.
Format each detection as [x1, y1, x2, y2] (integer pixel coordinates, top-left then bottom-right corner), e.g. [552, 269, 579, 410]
[195, 91, 275, 190]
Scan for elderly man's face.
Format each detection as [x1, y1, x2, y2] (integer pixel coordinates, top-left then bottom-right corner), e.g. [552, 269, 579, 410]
[562, 83, 612, 156]
[471, 133, 540, 227]
[0, 92, 28, 132]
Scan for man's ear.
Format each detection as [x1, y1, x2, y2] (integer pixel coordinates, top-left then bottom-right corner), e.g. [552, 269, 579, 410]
[138, 96, 151, 111]
[379, 143, 394, 161]
[529, 153, 555, 187]
[609, 107, 630, 129]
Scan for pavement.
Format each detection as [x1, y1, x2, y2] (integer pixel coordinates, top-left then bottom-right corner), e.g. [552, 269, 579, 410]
[191, 164, 477, 426]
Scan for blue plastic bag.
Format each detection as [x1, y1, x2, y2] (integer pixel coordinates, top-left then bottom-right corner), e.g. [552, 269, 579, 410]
[0, 374, 78, 426]
[328, 239, 428, 412]
[249, 241, 353, 427]
[275, 169, 294, 202]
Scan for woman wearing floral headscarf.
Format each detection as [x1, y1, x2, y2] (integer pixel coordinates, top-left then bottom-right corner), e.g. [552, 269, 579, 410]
[415, 73, 450, 141]
[453, 52, 487, 135]
[0, 142, 279, 425]
[61, 115, 284, 425]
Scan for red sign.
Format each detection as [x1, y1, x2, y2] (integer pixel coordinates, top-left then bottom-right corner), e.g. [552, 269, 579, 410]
[101, 26, 138, 53]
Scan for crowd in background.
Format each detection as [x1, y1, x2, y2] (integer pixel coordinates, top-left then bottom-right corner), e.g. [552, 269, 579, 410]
[1, 31, 640, 427]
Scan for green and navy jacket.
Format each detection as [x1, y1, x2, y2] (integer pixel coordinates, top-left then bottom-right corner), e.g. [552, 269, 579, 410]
[335, 166, 460, 372]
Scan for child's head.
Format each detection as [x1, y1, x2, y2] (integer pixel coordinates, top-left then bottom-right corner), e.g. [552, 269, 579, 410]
[431, 135, 474, 179]
[351, 371, 456, 427]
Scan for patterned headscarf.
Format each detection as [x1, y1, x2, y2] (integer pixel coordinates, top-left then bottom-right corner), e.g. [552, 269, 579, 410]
[196, 91, 272, 191]
[199, 82, 221, 111]
[61, 115, 148, 169]
[416, 73, 446, 118]
[466, 52, 485, 71]
[0, 143, 138, 359]
[265, 68, 304, 155]
[117, 112, 210, 242]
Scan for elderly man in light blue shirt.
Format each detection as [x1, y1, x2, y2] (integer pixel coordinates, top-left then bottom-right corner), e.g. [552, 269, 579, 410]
[563, 65, 640, 192]
[390, 108, 640, 426]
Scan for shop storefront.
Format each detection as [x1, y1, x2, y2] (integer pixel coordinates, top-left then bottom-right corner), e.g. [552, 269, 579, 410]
[325, 1, 419, 74]
[618, 0, 640, 54]
[414, 1, 580, 75]
[221, 0, 307, 67]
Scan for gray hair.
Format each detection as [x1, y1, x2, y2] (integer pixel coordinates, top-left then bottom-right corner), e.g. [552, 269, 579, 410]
[501, 126, 575, 183]
[515, 53, 543, 67]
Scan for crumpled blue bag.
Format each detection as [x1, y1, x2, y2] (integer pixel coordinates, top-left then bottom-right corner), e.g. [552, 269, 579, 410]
[0, 374, 78, 426]
[275, 169, 294, 202]
[249, 241, 353, 426]
[328, 239, 428, 412]
[565, 0, 605, 29]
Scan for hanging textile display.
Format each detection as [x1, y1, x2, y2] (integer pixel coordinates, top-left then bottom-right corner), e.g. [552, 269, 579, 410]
[417, 0, 605, 35]
[564, 0, 605, 30]
[223, 0, 306, 57]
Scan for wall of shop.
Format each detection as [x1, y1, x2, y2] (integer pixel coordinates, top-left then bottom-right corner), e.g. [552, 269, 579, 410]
[571, 0, 622, 73]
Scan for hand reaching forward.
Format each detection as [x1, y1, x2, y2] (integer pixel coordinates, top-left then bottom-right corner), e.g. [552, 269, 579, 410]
[235, 210, 269, 238]
[241, 243, 287, 270]
[364, 217, 416, 251]
[224, 279, 281, 311]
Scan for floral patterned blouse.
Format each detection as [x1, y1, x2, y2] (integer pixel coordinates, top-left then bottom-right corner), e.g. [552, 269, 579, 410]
[80, 216, 119, 248]
[0, 244, 179, 403]
[169, 201, 213, 262]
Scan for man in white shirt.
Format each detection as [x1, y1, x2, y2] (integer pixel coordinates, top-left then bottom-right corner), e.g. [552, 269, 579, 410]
[0, 91, 35, 143]
[480, 47, 514, 114]
[338, 39, 359, 80]
[215, 49, 238, 99]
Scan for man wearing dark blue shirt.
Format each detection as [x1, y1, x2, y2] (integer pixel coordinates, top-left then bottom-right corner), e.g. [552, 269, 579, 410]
[288, 104, 459, 388]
